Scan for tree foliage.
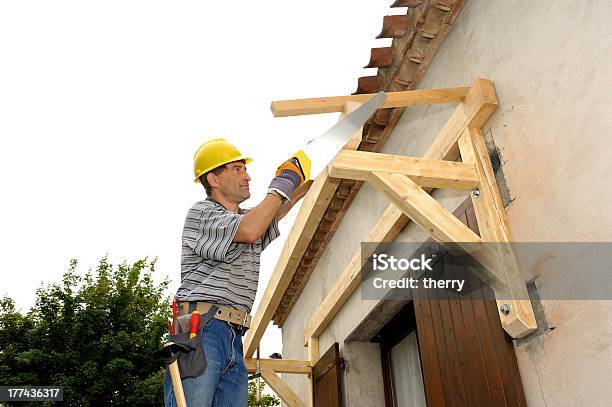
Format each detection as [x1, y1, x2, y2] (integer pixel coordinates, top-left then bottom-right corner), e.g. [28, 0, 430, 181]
[0, 257, 169, 406]
[248, 379, 280, 407]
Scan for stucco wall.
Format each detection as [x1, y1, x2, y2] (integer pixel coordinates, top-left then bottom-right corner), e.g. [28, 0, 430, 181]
[281, 1, 612, 405]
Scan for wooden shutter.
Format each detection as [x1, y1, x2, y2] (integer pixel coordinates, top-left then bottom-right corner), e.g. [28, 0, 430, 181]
[413, 202, 528, 407]
[313, 342, 342, 407]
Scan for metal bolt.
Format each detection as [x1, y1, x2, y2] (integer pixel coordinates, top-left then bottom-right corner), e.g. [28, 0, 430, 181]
[471, 188, 481, 198]
[499, 304, 511, 316]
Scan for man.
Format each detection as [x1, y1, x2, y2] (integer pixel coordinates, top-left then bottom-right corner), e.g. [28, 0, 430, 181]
[165, 138, 309, 407]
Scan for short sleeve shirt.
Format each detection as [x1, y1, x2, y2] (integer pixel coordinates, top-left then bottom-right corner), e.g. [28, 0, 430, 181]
[176, 197, 280, 313]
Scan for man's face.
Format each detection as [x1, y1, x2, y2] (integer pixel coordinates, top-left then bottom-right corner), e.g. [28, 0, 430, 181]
[214, 161, 251, 203]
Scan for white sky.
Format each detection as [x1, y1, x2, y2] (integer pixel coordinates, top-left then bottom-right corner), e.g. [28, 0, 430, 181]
[0, 1, 400, 356]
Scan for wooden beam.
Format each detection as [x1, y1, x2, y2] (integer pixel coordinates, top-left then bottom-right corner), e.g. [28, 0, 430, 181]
[261, 369, 307, 407]
[307, 337, 319, 365]
[271, 86, 469, 117]
[303, 78, 499, 346]
[329, 150, 479, 191]
[244, 358, 311, 375]
[367, 171, 506, 289]
[307, 338, 319, 407]
[244, 102, 364, 357]
[458, 127, 537, 338]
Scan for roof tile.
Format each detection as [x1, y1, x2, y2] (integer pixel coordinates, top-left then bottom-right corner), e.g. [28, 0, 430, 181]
[391, 0, 425, 8]
[376, 15, 410, 38]
[355, 75, 382, 94]
[364, 47, 395, 68]
[423, 6, 447, 35]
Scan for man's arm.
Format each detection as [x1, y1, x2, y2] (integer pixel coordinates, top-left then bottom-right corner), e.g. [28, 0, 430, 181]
[234, 194, 283, 244]
[235, 157, 311, 244]
[234, 179, 313, 243]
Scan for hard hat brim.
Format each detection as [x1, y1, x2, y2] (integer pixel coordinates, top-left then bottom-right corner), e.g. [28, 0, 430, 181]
[193, 157, 253, 183]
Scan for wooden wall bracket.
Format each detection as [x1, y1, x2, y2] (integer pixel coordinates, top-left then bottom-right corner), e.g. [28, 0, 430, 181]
[247, 80, 536, 390]
[321, 81, 537, 339]
[303, 79, 536, 349]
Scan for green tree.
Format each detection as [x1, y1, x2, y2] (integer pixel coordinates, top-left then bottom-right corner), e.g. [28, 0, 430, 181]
[248, 379, 280, 407]
[0, 257, 169, 406]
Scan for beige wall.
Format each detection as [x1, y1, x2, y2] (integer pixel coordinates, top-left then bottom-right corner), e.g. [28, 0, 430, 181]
[281, 0, 612, 405]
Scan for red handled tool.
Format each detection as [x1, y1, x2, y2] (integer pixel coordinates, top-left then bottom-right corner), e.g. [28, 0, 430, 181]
[171, 297, 178, 335]
[189, 311, 201, 339]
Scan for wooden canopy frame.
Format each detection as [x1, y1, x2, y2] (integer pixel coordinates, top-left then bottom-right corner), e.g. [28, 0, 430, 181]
[244, 79, 537, 407]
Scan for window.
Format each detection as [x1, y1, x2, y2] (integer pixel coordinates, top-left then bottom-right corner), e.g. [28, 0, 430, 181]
[389, 331, 426, 407]
[378, 303, 426, 407]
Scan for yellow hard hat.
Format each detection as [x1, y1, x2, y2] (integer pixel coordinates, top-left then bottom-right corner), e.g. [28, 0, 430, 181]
[193, 138, 252, 182]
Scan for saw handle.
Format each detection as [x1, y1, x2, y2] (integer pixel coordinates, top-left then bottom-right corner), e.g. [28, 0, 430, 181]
[276, 150, 311, 182]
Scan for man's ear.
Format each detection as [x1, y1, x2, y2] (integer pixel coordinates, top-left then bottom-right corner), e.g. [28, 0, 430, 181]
[206, 171, 221, 188]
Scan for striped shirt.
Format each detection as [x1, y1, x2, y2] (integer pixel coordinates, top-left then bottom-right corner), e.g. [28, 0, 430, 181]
[176, 197, 280, 313]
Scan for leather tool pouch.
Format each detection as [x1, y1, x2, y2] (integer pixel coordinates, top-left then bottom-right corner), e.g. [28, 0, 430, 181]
[154, 306, 217, 379]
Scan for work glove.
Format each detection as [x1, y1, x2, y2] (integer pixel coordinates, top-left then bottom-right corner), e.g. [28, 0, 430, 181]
[268, 157, 305, 201]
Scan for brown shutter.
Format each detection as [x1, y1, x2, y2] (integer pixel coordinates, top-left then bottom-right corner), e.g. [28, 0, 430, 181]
[313, 342, 343, 407]
[413, 203, 528, 407]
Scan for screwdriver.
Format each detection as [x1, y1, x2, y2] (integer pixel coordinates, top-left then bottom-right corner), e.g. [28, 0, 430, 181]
[189, 311, 201, 339]
[172, 298, 178, 335]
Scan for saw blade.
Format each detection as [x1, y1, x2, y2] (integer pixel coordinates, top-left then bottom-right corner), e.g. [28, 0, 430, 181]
[303, 91, 387, 177]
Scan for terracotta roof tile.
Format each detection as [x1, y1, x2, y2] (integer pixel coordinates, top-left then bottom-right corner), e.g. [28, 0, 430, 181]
[402, 58, 423, 82]
[408, 34, 431, 61]
[391, 0, 425, 8]
[364, 123, 386, 144]
[438, 0, 459, 7]
[355, 75, 382, 94]
[374, 108, 393, 126]
[376, 15, 410, 38]
[422, 7, 447, 35]
[364, 47, 395, 68]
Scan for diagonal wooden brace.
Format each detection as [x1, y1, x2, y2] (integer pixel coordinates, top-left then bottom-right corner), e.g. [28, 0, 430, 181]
[367, 171, 506, 289]
[261, 369, 307, 407]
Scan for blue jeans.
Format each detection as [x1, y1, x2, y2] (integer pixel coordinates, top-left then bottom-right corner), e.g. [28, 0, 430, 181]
[164, 318, 248, 407]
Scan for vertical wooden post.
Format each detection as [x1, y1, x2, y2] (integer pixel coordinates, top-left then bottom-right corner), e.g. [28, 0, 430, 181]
[458, 127, 537, 337]
[307, 337, 320, 407]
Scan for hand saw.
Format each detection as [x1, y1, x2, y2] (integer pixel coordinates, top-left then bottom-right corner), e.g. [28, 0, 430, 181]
[288, 91, 387, 180]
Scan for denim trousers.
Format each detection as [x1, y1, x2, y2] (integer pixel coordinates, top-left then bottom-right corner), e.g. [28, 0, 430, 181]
[164, 318, 248, 407]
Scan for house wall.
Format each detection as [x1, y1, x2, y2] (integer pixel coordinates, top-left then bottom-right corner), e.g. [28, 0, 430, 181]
[281, 0, 612, 405]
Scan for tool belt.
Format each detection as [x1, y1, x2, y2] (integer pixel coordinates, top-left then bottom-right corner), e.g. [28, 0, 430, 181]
[154, 306, 218, 379]
[179, 301, 251, 329]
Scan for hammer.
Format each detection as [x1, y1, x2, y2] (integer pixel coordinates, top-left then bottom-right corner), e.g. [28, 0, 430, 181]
[163, 342, 187, 407]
